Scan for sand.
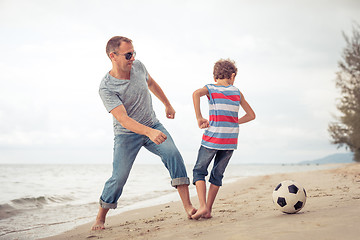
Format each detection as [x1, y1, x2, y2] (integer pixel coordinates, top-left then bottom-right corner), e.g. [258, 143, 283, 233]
[42, 163, 360, 240]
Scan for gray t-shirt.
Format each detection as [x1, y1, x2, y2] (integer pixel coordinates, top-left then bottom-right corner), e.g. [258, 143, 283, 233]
[99, 60, 159, 135]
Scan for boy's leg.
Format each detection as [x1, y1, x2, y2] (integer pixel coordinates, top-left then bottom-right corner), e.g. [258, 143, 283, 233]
[144, 123, 195, 217]
[203, 183, 220, 219]
[92, 134, 143, 230]
[192, 146, 216, 185]
[205, 150, 233, 218]
[191, 180, 208, 220]
[191, 146, 217, 219]
[209, 150, 233, 187]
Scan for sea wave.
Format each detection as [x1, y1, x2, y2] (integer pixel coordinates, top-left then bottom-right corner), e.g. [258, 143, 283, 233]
[0, 195, 75, 220]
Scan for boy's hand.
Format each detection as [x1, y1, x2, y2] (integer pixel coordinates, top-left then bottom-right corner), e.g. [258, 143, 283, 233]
[197, 118, 209, 129]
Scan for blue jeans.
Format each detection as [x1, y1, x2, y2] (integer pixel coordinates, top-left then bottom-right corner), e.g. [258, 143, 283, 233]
[193, 146, 234, 187]
[100, 123, 189, 209]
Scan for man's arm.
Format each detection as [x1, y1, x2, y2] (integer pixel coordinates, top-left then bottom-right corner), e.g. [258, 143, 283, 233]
[147, 74, 176, 119]
[110, 105, 167, 145]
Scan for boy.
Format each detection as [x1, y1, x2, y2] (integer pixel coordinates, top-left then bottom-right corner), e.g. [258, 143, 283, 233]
[191, 59, 255, 220]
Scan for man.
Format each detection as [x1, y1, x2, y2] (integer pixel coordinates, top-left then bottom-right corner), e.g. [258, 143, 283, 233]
[92, 36, 195, 230]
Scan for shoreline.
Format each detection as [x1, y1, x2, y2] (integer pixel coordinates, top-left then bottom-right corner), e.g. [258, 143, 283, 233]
[42, 163, 360, 240]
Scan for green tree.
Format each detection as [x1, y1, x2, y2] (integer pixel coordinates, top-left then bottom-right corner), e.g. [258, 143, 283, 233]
[328, 23, 360, 162]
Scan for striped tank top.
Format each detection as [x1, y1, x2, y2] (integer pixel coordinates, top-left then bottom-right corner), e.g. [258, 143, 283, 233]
[201, 84, 241, 150]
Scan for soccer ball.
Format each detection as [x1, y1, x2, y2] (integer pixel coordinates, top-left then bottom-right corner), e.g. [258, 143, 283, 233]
[272, 180, 307, 214]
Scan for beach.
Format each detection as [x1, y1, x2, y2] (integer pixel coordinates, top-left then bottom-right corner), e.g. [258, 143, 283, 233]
[42, 163, 360, 240]
[0, 164, 336, 239]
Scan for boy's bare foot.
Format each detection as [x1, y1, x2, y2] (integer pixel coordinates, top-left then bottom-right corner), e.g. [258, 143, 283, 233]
[91, 219, 105, 230]
[201, 212, 212, 219]
[191, 206, 208, 220]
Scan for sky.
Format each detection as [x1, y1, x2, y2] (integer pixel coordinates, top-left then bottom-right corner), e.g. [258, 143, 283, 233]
[0, 0, 359, 164]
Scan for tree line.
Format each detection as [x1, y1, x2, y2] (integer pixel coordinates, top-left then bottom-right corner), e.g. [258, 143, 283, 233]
[328, 22, 360, 162]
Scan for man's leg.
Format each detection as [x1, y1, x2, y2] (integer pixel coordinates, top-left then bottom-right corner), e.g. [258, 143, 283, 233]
[177, 184, 197, 218]
[92, 134, 143, 230]
[92, 207, 109, 230]
[144, 123, 196, 218]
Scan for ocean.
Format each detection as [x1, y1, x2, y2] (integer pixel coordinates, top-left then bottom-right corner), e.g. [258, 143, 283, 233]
[0, 163, 336, 240]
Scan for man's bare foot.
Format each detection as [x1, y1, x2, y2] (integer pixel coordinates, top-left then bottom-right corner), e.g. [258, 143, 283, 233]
[191, 206, 208, 220]
[92, 207, 109, 230]
[186, 206, 197, 219]
[91, 219, 105, 230]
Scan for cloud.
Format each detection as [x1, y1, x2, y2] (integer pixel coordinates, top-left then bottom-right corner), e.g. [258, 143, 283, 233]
[0, 0, 358, 164]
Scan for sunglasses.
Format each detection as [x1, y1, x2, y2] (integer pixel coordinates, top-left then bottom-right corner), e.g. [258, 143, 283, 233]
[113, 51, 136, 60]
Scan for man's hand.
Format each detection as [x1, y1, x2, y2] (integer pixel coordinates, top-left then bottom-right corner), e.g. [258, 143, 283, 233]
[197, 118, 209, 129]
[148, 129, 167, 145]
[165, 105, 176, 119]
[148, 74, 175, 119]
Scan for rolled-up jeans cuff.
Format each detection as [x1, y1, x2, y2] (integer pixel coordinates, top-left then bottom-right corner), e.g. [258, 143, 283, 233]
[171, 177, 190, 188]
[99, 198, 117, 209]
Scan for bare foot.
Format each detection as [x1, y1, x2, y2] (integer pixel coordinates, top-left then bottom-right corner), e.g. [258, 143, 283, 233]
[201, 212, 212, 219]
[91, 219, 105, 230]
[92, 207, 109, 230]
[186, 206, 197, 219]
[191, 206, 208, 220]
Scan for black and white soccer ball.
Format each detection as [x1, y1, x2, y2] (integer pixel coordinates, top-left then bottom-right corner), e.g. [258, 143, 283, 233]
[272, 180, 307, 214]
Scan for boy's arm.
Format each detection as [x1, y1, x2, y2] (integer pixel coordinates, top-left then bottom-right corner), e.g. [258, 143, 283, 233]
[192, 87, 210, 129]
[110, 105, 167, 145]
[147, 74, 176, 119]
[238, 92, 256, 124]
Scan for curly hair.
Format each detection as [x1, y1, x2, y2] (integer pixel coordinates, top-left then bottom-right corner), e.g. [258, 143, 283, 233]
[213, 59, 237, 79]
[106, 36, 132, 59]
